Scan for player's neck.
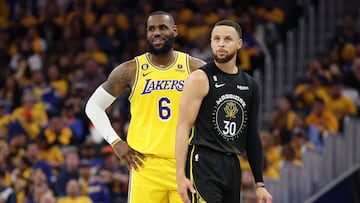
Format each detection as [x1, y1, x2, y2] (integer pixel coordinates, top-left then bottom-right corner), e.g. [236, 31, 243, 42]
[215, 60, 238, 74]
[148, 50, 176, 68]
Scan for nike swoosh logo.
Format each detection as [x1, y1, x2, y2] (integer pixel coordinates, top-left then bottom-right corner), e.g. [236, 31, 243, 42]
[142, 71, 152, 76]
[215, 83, 225, 88]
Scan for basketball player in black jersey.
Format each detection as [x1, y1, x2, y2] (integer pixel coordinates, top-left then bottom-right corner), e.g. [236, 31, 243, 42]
[175, 20, 272, 203]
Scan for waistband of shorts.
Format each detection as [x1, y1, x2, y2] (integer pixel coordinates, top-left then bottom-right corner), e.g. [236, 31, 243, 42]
[193, 145, 236, 156]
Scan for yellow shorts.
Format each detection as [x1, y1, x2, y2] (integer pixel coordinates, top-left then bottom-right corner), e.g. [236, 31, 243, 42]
[128, 155, 182, 203]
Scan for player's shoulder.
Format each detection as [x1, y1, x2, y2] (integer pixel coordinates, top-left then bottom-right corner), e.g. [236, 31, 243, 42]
[241, 71, 260, 90]
[188, 55, 206, 72]
[107, 59, 137, 83]
[113, 59, 136, 72]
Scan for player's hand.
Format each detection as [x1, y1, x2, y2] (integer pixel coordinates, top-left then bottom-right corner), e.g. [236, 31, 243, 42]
[177, 176, 195, 203]
[256, 187, 273, 203]
[112, 141, 146, 171]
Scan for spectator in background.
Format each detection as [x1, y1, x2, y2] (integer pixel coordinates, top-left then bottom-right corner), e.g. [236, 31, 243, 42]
[98, 146, 128, 203]
[260, 131, 281, 173]
[70, 58, 106, 100]
[23, 26, 47, 56]
[331, 14, 358, 47]
[0, 101, 11, 139]
[327, 78, 357, 130]
[43, 115, 73, 147]
[46, 64, 69, 100]
[290, 128, 315, 161]
[343, 57, 360, 97]
[61, 101, 84, 145]
[57, 179, 93, 203]
[292, 112, 324, 152]
[56, 54, 76, 81]
[306, 97, 339, 135]
[89, 23, 114, 55]
[10, 40, 42, 87]
[21, 70, 60, 116]
[269, 94, 296, 144]
[239, 11, 264, 75]
[36, 134, 63, 170]
[78, 159, 111, 203]
[0, 170, 15, 203]
[7, 132, 27, 166]
[65, 0, 95, 29]
[294, 59, 330, 113]
[54, 147, 79, 197]
[38, 1, 64, 52]
[24, 143, 52, 184]
[0, 76, 22, 111]
[27, 168, 52, 203]
[78, 159, 92, 195]
[77, 36, 109, 67]
[254, 0, 285, 48]
[10, 91, 48, 141]
[78, 141, 103, 173]
[0, 141, 10, 186]
[56, 26, 82, 59]
[278, 144, 301, 167]
[10, 156, 31, 202]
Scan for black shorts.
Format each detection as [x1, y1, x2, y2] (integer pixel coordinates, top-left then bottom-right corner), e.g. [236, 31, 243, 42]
[186, 145, 242, 203]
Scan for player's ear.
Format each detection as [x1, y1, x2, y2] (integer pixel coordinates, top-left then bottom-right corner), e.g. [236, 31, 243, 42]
[173, 25, 178, 37]
[238, 38, 243, 49]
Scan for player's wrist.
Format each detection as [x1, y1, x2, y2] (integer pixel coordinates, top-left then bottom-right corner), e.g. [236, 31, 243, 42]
[255, 182, 265, 189]
[111, 138, 124, 147]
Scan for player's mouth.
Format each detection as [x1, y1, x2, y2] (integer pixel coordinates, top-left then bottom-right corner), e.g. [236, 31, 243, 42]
[152, 38, 165, 46]
[217, 50, 227, 55]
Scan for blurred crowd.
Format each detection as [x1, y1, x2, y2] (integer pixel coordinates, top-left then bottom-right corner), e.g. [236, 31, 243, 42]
[0, 0, 358, 203]
[240, 12, 360, 203]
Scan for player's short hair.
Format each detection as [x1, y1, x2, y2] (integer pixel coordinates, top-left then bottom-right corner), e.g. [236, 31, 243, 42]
[149, 10, 175, 25]
[214, 19, 242, 38]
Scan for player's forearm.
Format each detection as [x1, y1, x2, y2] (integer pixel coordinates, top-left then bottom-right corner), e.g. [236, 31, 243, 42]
[85, 86, 121, 145]
[175, 125, 191, 178]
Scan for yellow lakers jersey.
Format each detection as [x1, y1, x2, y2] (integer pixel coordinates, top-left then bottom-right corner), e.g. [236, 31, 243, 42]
[127, 51, 190, 158]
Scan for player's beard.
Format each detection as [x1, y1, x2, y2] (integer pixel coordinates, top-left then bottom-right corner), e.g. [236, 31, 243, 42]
[212, 50, 236, 63]
[147, 36, 174, 55]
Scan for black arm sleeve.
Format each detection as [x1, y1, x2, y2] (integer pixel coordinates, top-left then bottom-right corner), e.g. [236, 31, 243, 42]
[246, 78, 264, 183]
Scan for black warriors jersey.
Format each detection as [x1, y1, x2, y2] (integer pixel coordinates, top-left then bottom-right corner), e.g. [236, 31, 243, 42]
[190, 62, 260, 154]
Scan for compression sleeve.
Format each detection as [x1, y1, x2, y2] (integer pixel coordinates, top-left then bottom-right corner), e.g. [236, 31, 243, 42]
[85, 86, 122, 145]
[246, 78, 264, 183]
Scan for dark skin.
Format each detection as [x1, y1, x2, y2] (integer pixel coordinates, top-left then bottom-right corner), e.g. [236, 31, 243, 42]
[101, 14, 205, 171]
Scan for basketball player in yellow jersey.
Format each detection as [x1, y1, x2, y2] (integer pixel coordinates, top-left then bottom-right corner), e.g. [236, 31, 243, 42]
[85, 11, 205, 203]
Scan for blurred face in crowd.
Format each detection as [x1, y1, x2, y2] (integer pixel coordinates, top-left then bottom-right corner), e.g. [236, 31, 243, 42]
[66, 179, 80, 197]
[65, 151, 79, 172]
[211, 25, 242, 63]
[146, 13, 178, 55]
[26, 143, 39, 163]
[312, 100, 325, 116]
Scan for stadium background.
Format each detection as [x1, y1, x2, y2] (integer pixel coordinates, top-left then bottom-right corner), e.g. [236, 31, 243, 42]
[0, 0, 359, 202]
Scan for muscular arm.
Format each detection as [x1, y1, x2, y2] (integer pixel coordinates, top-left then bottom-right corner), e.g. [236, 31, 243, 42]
[101, 60, 136, 96]
[176, 70, 208, 201]
[188, 56, 206, 72]
[86, 60, 145, 170]
[85, 60, 136, 145]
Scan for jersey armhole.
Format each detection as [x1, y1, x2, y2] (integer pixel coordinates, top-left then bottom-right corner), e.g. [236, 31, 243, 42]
[128, 57, 141, 101]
